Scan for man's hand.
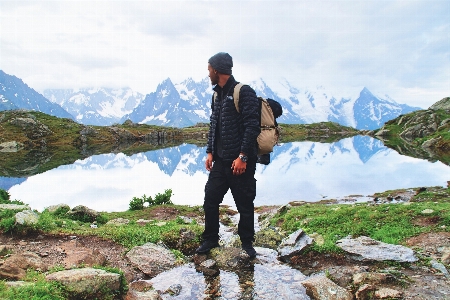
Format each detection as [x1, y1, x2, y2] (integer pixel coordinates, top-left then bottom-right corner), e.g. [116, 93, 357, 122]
[205, 153, 213, 171]
[232, 154, 247, 175]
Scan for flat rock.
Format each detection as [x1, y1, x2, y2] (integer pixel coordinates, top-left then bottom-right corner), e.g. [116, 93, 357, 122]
[126, 243, 177, 278]
[278, 229, 314, 262]
[301, 275, 353, 300]
[46, 267, 121, 295]
[336, 236, 418, 262]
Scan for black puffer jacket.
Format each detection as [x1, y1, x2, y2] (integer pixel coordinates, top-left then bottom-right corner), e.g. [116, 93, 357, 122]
[206, 76, 260, 161]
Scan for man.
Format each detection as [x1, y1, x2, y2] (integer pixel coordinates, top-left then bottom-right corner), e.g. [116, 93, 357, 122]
[196, 52, 260, 258]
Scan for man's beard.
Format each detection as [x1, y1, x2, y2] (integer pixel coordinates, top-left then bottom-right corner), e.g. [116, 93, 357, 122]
[209, 74, 219, 85]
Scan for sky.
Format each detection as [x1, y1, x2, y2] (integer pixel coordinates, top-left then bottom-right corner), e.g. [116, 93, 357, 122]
[0, 0, 449, 108]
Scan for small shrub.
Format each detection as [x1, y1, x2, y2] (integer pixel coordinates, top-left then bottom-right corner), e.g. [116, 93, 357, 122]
[129, 197, 144, 211]
[154, 189, 173, 205]
[0, 189, 10, 203]
[96, 213, 109, 225]
[0, 216, 16, 233]
[129, 190, 173, 210]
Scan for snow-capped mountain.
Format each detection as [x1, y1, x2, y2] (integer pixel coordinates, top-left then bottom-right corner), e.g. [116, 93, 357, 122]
[121, 77, 421, 130]
[0, 70, 74, 119]
[1, 69, 422, 129]
[43, 87, 145, 126]
[120, 78, 212, 127]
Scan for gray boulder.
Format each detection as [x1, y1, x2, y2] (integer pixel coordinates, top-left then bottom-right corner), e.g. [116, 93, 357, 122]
[277, 229, 314, 262]
[46, 267, 121, 297]
[15, 210, 39, 225]
[301, 275, 353, 300]
[0, 252, 45, 280]
[45, 203, 70, 214]
[126, 243, 177, 278]
[429, 97, 450, 110]
[336, 236, 418, 262]
[66, 205, 99, 222]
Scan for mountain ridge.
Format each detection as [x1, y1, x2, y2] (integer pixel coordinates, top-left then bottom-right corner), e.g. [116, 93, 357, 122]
[0, 69, 422, 129]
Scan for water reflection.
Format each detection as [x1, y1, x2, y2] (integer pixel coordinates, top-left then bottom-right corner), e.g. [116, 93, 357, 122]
[4, 136, 449, 212]
[149, 262, 309, 299]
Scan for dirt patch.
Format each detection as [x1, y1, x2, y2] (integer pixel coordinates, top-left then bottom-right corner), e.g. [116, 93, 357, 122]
[412, 216, 442, 226]
[0, 233, 144, 283]
[146, 206, 181, 220]
[405, 231, 450, 258]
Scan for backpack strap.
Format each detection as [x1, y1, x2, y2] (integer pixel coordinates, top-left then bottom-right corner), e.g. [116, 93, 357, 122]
[233, 83, 244, 113]
[213, 83, 244, 112]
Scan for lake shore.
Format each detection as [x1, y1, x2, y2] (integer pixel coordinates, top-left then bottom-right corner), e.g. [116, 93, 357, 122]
[1, 184, 449, 299]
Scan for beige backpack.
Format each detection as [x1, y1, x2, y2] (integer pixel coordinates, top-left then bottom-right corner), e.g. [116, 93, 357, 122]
[214, 83, 281, 155]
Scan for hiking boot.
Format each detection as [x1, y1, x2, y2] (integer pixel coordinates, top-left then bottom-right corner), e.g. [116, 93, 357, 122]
[242, 243, 256, 258]
[195, 240, 219, 254]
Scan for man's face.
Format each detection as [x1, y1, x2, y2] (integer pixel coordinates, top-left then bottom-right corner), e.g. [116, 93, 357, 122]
[208, 63, 219, 85]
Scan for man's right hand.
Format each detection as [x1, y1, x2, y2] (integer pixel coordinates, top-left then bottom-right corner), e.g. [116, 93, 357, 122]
[205, 153, 213, 171]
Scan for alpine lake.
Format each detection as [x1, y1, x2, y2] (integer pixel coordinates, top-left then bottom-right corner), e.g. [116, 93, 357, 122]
[2, 135, 448, 212]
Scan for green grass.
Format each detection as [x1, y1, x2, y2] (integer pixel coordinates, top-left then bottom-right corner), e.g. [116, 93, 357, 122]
[0, 270, 69, 299]
[270, 201, 450, 253]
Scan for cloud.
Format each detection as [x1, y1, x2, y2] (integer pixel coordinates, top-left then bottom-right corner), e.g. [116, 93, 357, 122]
[0, 0, 448, 107]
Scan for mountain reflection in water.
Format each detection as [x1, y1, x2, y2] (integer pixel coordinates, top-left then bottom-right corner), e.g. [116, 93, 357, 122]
[4, 136, 449, 212]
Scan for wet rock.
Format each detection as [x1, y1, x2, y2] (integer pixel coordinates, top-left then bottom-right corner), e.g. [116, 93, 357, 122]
[301, 275, 353, 300]
[326, 265, 369, 287]
[106, 218, 130, 226]
[253, 247, 279, 264]
[125, 289, 162, 300]
[374, 287, 402, 299]
[165, 283, 182, 296]
[128, 280, 154, 292]
[192, 253, 208, 265]
[15, 210, 39, 225]
[66, 205, 99, 222]
[176, 228, 196, 248]
[46, 267, 121, 297]
[430, 259, 450, 279]
[336, 236, 418, 262]
[278, 229, 314, 263]
[126, 243, 177, 277]
[150, 263, 309, 299]
[355, 284, 375, 300]
[353, 272, 394, 285]
[0, 252, 45, 280]
[254, 227, 284, 250]
[197, 259, 219, 277]
[209, 247, 252, 270]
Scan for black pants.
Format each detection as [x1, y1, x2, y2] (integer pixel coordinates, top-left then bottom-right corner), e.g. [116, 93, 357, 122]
[202, 156, 257, 243]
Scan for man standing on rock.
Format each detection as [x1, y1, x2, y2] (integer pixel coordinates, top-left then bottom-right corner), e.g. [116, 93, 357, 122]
[196, 52, 260, 258]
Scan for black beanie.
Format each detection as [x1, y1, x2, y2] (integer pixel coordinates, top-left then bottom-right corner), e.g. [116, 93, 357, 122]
[208, 52, 233, 75]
